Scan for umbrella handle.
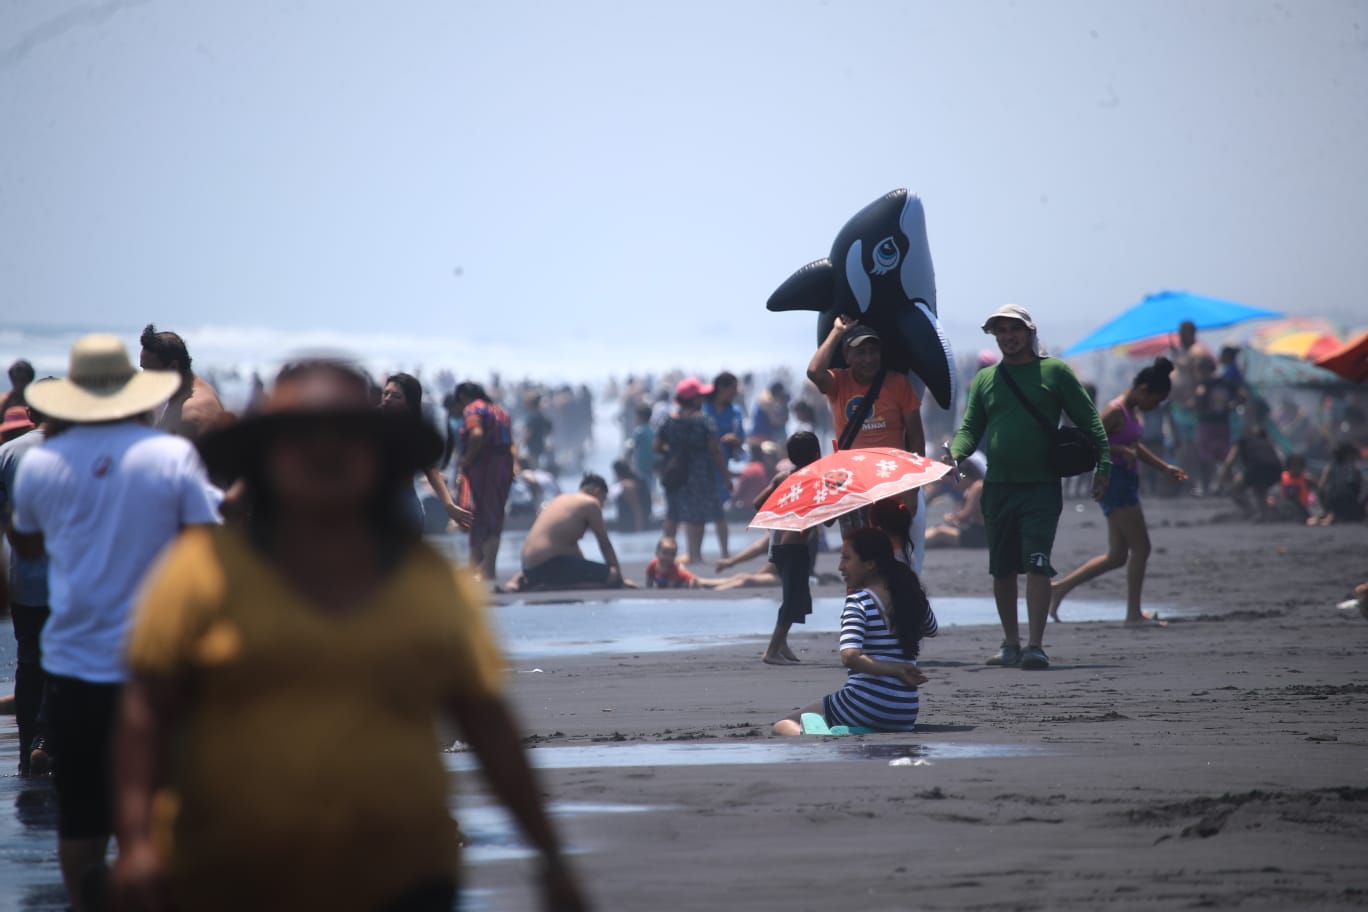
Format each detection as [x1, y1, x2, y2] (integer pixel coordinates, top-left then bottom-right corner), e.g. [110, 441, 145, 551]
[941, 442, 964, 482]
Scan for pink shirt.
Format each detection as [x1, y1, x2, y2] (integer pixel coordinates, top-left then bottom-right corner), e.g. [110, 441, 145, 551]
[1108, 396, 1144, 470]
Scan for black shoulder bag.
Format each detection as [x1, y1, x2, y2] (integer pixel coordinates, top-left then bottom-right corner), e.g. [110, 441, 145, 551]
[836, 368, 888, 452]
[995, 364, 1098, 478]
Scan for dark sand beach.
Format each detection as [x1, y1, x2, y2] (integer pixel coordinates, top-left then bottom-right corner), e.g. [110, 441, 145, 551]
[2, 498, 1365, 910]
[459, 498, 1368, 910]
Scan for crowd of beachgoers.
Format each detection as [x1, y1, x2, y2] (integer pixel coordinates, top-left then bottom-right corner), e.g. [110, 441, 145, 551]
[1, 312, 1365, 911]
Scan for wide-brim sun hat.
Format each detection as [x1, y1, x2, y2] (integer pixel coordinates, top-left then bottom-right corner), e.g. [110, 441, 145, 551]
[981, 304, 1037, 334]
[25, 334, 181, 423]
[197, 360, 443, 481]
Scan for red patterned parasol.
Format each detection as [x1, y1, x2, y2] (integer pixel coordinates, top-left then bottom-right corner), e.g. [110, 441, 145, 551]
[749, 447, 952, 532]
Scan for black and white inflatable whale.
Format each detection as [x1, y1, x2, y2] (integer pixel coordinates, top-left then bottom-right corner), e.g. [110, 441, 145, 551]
[767, 189, 956, 409]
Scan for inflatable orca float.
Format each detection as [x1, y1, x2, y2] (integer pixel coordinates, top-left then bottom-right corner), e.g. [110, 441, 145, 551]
[767, 189, 956, 409]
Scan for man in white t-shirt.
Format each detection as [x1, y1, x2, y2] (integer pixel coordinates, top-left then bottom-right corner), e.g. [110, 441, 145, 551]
[10, 334, 220, 912]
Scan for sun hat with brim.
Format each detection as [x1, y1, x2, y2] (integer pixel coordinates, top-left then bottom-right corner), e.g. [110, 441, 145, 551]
[981, 304, 1037, 334]
[196, 363, 443, 481]
[25, 334, 180, 423]
[0, 406, 34, 435]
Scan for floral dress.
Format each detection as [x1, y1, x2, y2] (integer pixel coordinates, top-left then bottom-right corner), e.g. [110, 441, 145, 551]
[659, 412, 719, 524]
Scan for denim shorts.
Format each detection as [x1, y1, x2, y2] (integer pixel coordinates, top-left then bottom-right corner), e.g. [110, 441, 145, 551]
[1099, 463, 1141, 516]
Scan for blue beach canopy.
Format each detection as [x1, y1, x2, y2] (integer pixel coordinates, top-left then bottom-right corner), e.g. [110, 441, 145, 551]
[1063, 290, 1282, 356]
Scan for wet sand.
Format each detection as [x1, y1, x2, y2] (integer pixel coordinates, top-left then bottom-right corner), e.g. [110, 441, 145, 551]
[462, 497, 1368, 910]
[2, 498, 1365, 910]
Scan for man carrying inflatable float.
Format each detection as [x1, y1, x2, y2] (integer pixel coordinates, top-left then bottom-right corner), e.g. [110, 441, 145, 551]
[763, 189, 956, 572]
[761, 190, 1106, 735]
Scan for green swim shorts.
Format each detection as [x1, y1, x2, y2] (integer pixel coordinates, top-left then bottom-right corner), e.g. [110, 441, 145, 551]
[981, 481, 1063, 577]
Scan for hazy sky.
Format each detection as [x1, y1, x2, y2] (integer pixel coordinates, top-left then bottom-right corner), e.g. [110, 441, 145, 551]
[2, 0, 1365, 375]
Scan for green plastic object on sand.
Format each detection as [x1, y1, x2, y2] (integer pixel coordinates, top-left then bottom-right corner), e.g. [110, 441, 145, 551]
[801, 713, 875, 736]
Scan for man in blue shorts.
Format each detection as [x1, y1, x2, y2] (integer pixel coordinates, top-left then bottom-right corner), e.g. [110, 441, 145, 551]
[949, 306, 1110, 670]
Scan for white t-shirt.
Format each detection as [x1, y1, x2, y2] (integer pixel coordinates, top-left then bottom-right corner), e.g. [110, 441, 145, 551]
[12, 422, 221, 683]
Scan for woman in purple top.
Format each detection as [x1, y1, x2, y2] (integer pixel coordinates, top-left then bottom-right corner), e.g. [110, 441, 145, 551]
[1050, 359, 1188, 626]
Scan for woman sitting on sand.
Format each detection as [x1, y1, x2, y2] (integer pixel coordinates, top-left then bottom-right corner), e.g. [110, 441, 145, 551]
[773, 529, 937, 735]
[1050, 358, 1187, 626]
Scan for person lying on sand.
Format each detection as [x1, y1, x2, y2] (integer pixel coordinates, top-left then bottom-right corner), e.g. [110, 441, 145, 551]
[924, 455, 988, 549]
[773, 529, 935, 735]
[501, 474, 636, 592]
[709, 535, 782, 589]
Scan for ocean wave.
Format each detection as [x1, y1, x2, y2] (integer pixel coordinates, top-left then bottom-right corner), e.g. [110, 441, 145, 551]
[0, 322, 807, 385]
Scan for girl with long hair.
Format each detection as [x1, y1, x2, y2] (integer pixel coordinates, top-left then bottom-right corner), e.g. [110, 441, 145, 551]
[773, 528, 938, 734]
[380, 373, 472, 533]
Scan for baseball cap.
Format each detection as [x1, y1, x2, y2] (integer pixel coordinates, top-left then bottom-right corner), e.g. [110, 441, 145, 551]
[842, 324, 881, 349]
[981, 304, 1037, 334]
[674, 377, 713, 401]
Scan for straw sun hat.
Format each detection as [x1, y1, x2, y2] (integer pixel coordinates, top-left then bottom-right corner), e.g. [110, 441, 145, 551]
[25, 334, 180, 423]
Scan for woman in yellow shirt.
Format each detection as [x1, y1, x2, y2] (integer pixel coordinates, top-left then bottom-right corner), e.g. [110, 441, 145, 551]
[113, 360, 587, 912]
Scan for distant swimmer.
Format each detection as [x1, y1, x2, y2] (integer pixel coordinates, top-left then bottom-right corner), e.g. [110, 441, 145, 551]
[503, 474, 635, 592]
[139, 324, 226, 440]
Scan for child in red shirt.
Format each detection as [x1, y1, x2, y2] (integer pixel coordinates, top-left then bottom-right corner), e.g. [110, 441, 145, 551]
[645, 537, 697, 588]
[1280, 453, 1315, 523]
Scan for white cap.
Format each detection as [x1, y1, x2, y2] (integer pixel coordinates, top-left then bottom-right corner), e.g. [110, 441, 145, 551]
[981, 304, 1037, 334]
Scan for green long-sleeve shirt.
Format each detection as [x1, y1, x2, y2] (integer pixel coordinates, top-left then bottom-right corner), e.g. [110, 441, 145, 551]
[951, 358, 1111, 484]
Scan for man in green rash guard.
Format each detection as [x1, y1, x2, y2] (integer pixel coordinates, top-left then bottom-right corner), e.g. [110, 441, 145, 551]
[948, 305, 1111, 670]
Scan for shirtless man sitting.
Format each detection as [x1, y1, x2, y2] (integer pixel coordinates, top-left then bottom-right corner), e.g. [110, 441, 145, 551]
[503, 474, 635, 592]
[139, 323, 226, 440]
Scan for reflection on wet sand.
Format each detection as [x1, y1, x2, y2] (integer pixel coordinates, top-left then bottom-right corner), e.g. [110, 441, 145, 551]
[487, 596, 1177, 659]
[0, 729, 65, 911]
[445, 739, 1049, 772]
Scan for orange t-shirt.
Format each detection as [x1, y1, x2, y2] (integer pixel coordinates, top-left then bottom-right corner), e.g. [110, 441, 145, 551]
[1281, 470, 1312, 507]
[825, 369, 921, 450]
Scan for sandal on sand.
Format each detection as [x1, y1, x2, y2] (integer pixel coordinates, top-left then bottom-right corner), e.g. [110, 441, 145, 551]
[985, 641, 1022, 667]
[1020, 645, 1050, 670]
[801, 713, 874, 736]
